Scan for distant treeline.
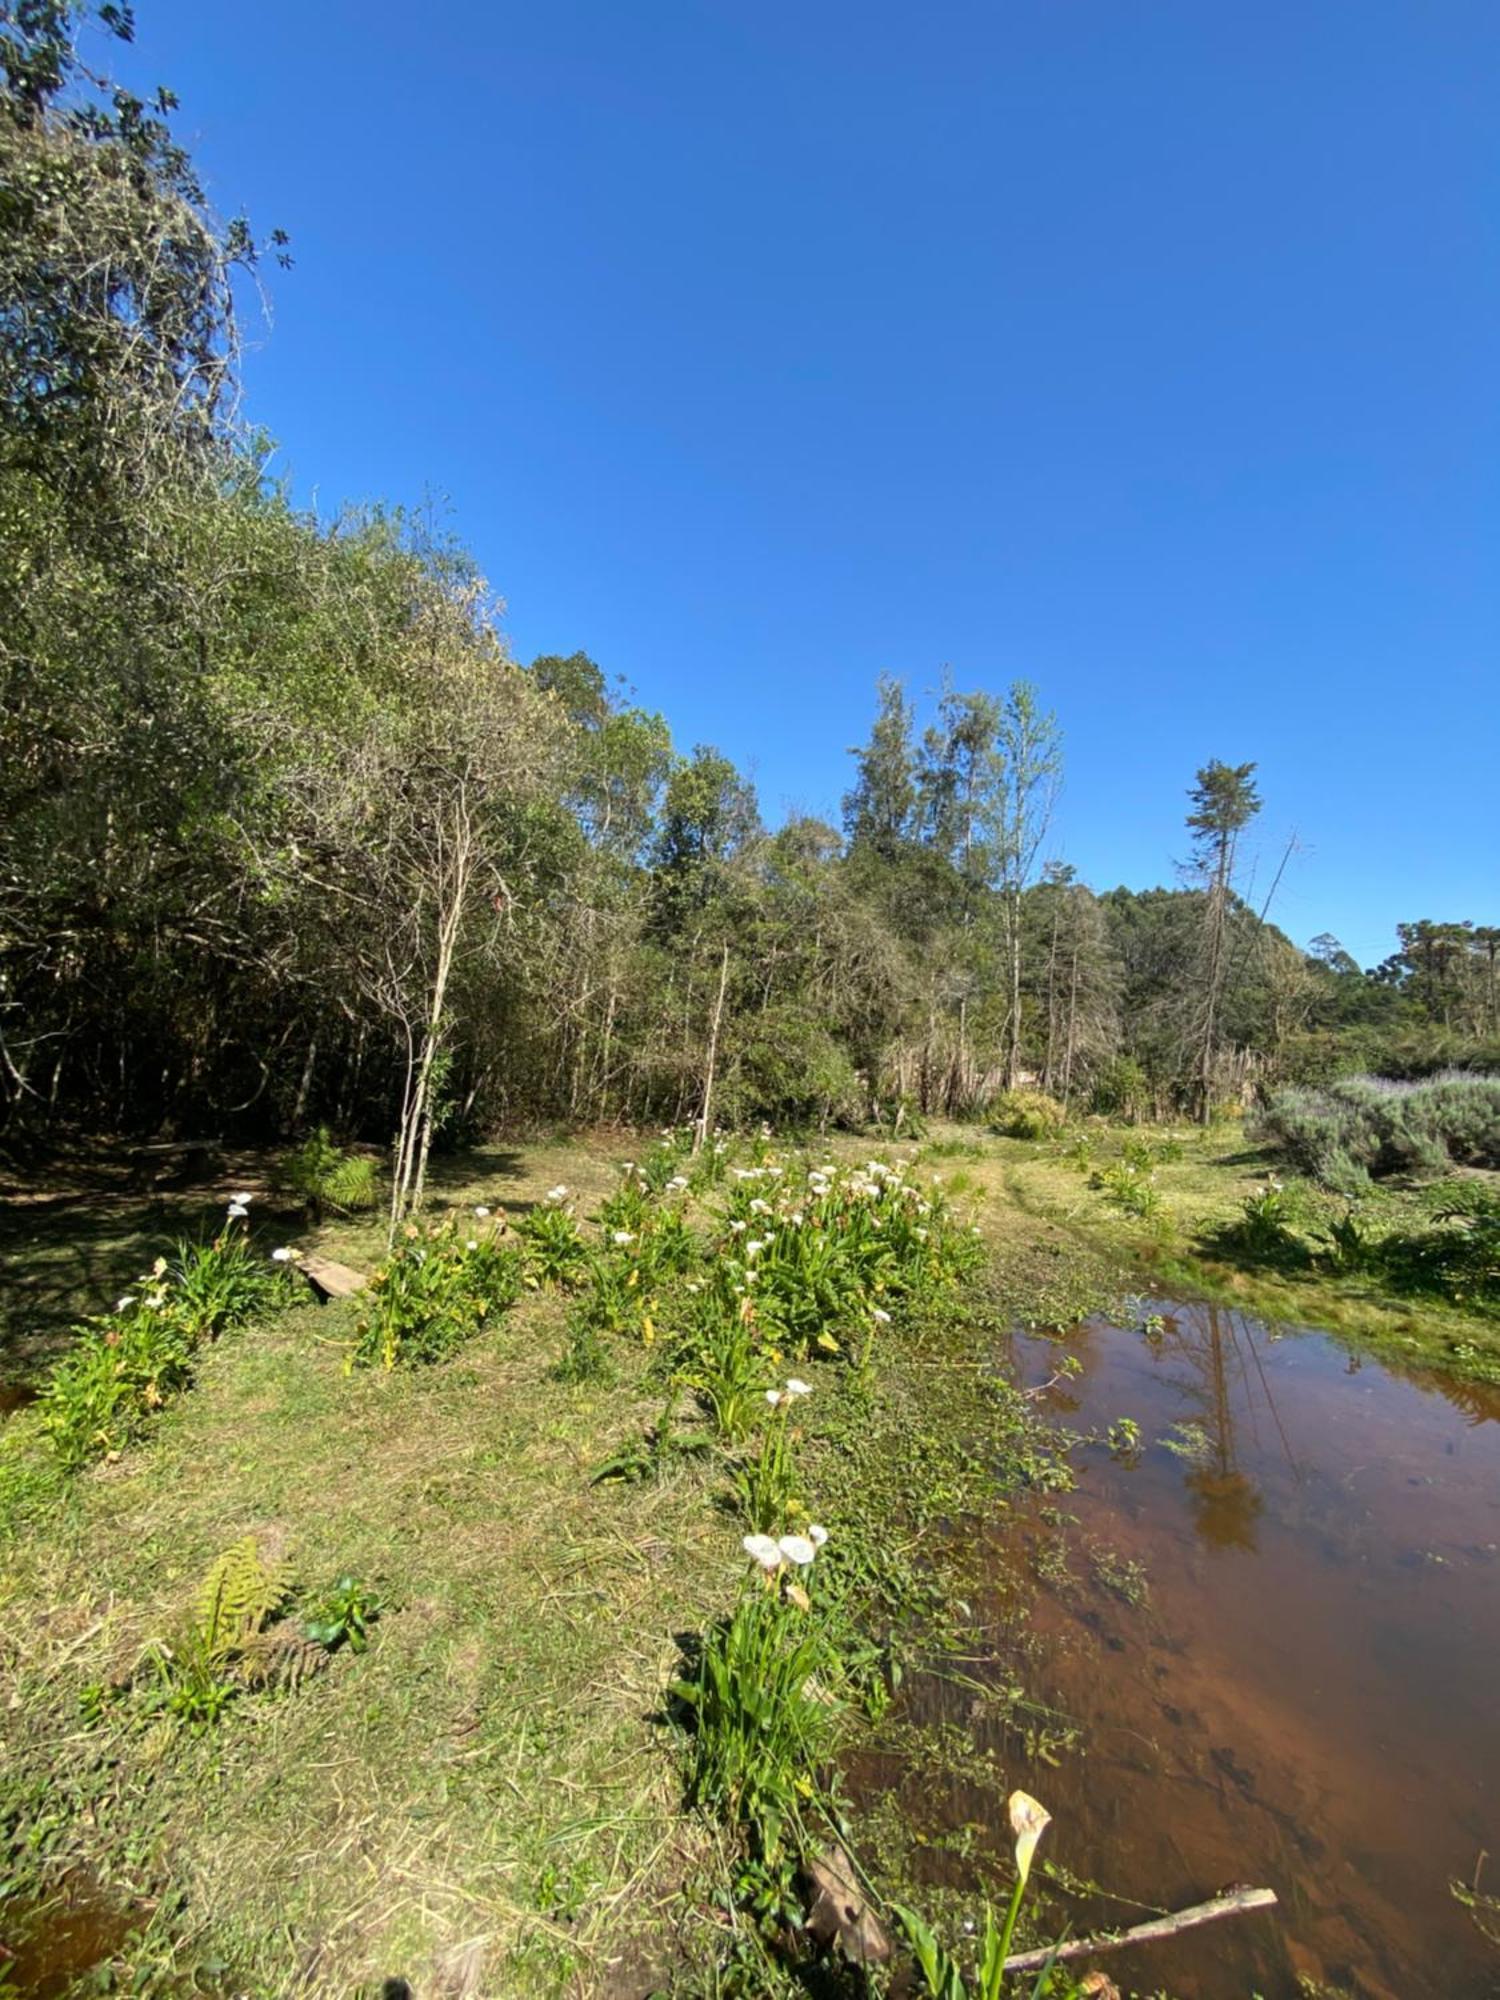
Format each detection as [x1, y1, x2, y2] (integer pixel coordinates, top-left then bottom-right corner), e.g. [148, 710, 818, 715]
[1, 8, 1494, 1166]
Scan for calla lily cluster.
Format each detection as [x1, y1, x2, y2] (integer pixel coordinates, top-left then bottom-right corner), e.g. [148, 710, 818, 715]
[742, 1524, 828, 1573]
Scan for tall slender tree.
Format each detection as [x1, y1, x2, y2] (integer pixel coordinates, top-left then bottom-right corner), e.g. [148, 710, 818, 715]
[1185, 759, 1262, 1121]
[995, 683, 1061, 1088]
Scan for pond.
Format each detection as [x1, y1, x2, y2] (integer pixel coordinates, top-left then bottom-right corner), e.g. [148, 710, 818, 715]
[868, 1302, 1500, 1998]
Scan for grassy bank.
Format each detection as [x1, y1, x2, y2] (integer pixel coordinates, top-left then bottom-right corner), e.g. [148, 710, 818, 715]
[4, 1117, 1489, 1997]
[954, 1121, 1500, 1389]
[0, 1133, 1124, 1997]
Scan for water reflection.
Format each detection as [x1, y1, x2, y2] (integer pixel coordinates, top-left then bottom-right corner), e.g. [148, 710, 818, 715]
[853, 1303, 1500, 1999]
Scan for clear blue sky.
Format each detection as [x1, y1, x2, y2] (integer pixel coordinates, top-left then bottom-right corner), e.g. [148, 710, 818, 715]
[112, 1, 1497, 968]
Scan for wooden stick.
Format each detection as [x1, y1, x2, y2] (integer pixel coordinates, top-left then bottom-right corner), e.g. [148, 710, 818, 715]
[1003, 1887, 1278, 1972]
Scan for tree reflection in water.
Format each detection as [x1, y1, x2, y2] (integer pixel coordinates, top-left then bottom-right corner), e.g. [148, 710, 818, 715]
[1155, 1302, 1301, 1554]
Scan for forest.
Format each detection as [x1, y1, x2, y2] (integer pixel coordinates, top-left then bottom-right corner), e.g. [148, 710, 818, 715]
[3, 11, 1499, 2000]
[1, 9, 1495, 1193]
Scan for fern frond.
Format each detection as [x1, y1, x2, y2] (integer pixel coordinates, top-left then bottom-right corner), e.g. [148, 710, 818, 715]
[238, 1624, 329, 1693]
[192, 1536, 291, 1659]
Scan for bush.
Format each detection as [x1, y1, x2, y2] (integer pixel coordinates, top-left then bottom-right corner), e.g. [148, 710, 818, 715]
[1089, 1055, 1149, 1121]
[722, 1010, 863, 1131]
[988, 1089, 1066, 1141]
[1256, 1072, 1500, 1188]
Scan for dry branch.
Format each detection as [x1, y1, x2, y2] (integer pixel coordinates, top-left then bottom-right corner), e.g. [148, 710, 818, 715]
[1002, 1886, 1278, 1973]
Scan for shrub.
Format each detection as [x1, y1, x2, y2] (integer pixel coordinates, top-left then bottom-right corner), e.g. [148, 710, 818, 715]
[1256, 1072, 1500, 1188]
[988, 1089, 1066, 1141]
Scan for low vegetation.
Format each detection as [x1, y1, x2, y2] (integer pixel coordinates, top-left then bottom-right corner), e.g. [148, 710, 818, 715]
[1256, 1071, 1500, 1190]
[0, 1128, 1106, 1995]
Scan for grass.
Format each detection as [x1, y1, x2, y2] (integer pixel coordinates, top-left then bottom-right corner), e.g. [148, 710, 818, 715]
[8, 1113, 1484, 1995]
[0, 1137, 733, 1994]
[0, 1131, 1096, 1996]
[968, 1120, 1500, 1386]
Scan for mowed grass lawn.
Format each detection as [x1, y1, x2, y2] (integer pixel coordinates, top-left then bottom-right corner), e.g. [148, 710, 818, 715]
[2, 1139, 746, 1997]
[4, 1118, 1493, 1997]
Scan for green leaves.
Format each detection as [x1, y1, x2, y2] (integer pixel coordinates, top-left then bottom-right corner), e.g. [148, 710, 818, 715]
[352, 1219, 521, 1370]
[303, 1573, 382, 1655]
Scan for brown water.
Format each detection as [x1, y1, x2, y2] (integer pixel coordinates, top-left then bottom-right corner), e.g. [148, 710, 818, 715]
[872, 1304, 1500, 1997]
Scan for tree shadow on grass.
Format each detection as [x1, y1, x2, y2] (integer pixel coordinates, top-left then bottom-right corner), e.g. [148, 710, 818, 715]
[421, 1146, 527, 1194]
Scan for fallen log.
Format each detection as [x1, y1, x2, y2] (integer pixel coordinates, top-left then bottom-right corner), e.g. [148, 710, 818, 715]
[1002, 1886, 1278, 1973]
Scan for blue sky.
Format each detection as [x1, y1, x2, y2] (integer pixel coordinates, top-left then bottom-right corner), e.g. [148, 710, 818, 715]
[112, 1, 1497, 967]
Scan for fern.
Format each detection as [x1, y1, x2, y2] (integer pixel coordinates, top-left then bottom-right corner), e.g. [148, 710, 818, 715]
[239, 1624, 330, 1693]
[322, 1152, 378, 1213]
[277, 1127, 379, 1217]
[192, 1536, 291, 1661]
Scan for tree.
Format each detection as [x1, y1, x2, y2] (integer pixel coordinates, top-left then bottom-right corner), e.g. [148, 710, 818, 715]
[995, 683, 1061, 1088]
[842, 673, 918, 864]
[1029, 865, 1117, 1106]
[1185, 760, 1262, 1121]
[269, 592, 567, 1234]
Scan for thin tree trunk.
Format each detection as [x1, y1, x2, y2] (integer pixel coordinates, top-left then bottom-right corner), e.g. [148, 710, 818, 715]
[292, 1037, 317, 1130]
[692, 944, 730, 1156]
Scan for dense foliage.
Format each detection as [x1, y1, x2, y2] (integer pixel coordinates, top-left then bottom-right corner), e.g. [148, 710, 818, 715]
[1, 7, 1494, 1181]
[1255, 1073, 1500, 1191]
